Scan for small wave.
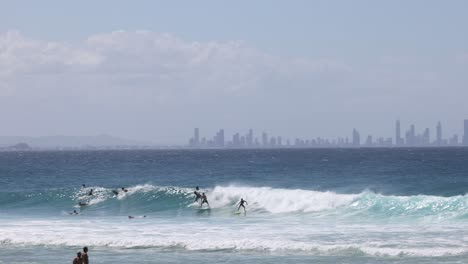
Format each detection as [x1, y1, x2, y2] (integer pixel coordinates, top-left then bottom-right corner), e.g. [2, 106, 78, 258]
[0, 234, 466, 257]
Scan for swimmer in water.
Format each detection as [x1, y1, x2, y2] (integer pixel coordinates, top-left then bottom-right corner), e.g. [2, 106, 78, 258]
[82, 247, 89, 264]
[69, 210, 79, 215]
[72, 252, 82, 264]
[88, 189, 93, 196]
[78, 202, 88, 206]
[121, 187, 128, 192]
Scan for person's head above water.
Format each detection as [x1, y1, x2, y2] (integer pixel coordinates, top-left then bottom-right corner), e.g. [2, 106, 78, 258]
[76, 252, 81, 257]
[83, 246, 88, 253]
[196, 186, 199, 190]
[82, 184, 85, 187]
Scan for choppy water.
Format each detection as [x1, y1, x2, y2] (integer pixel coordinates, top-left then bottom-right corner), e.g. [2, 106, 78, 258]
[0, 149, 467, 263]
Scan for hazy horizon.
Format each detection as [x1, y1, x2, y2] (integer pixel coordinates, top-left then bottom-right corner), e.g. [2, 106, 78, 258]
[1, 0, 468, 144]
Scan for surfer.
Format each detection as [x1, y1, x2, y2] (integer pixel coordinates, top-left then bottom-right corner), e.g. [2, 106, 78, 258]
[194, 190, 202, 203]
[69, 210, 79, 215]
[88, 189, 93, 196]
[112, 189, 119, 195]
[128, 215, 146, 219]
[237, 198, 248, 214]
[78, 202, 88, 206]
[200, 193, 210, 208]
[82, 247, 89, 264]
[72, 252, 82, 264]
[121, 187, 128, 192]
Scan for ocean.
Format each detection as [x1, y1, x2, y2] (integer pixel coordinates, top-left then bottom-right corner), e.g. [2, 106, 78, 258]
[0, 148, 467, 263]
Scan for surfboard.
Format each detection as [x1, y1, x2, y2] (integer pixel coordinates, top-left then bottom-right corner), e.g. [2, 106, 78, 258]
[234, 211, 242, 215]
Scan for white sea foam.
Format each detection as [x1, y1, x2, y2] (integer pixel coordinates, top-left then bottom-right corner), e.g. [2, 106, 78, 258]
[207, 186, 359, 213]
[0, 219, 466, 257]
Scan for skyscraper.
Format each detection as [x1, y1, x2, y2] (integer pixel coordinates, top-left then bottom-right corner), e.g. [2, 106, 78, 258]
[262, 132, 268, 147]
[352, 129, 360, 147]
[214, 129, 224, 147]
[395, 120, 401, 146]
[436, 122, 442, 146]
[464, 120, 468, 146]
[423, 128, 430, 145]
[409, 124, 415, 145]
[194, 128, 199, 146]
[247, 129, 253, 147]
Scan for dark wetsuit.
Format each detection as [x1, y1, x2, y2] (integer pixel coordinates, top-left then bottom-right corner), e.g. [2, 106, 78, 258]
[201, 194, 209, 207]
[194, 191, 202, 202]
[238, 199, 248, 212]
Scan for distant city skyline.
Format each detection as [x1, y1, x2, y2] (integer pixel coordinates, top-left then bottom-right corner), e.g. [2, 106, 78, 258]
[188, 119, 468, 148]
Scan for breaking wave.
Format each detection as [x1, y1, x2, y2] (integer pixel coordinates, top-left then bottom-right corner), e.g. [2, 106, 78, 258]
[0, 184, 466, 219]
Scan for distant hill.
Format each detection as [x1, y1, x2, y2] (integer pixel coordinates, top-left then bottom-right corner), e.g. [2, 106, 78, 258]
[0, 135, 153, 149]
[7, 142, 32, 151]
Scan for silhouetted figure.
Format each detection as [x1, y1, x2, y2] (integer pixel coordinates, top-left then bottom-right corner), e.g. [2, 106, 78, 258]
[194, 191, 202, 203]
[200, 193, 209, 208]
[237, 198, 248, 214]
[128, 215, 146, 219]
[88, 189, 93, 196]
[78, 202, 88, 207]
[72, 252, 82, 264]
[121, 187, 128, 192]
[82, 247, 89, 264]
[69, 210, 79, 215]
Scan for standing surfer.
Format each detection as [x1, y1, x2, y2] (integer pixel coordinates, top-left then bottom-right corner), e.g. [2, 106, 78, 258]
[237, 198, 248, 214]
[200, 193, 210, 208]
[194, 186, 202, 204]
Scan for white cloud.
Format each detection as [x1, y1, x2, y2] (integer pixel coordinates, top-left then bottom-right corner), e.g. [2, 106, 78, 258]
[0, 30, 348, 93]
[0, 30, 465, 142]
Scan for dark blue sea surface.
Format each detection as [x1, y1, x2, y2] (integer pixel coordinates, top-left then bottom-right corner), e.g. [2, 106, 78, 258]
[1, 148, 467, 195]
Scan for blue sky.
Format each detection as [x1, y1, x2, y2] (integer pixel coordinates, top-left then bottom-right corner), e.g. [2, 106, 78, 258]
[0, 0, 467, 143]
